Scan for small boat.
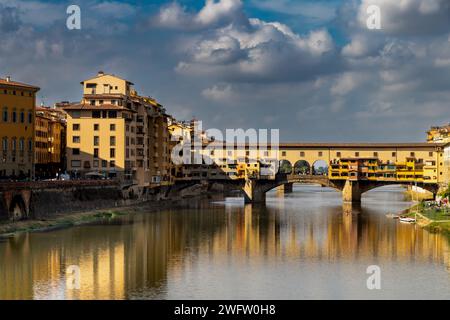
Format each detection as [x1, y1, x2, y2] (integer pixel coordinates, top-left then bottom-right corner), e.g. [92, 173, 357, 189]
[399, 217, 416, 224]
[386, 213, 400, 219]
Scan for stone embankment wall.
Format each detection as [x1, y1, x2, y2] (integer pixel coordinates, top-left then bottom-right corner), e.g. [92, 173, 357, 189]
[0, 180, 227, 221]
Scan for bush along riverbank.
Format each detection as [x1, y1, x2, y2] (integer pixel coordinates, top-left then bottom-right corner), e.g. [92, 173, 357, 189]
[404, 202, 450, 237]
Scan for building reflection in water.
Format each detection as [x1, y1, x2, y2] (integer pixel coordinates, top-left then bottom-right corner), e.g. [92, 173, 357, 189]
[0, 186, 449, 299]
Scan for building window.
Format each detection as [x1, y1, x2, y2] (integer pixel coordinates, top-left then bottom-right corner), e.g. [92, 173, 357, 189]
[72, 136, 80, 143]
[12, 109, 17, 123]
[336, 152, 341, 157]
[2, 107, 8, 122]
[110, 160, 115, 168]
[110, 136, 116, 146]
[19, 138, 24, 152]
[71, 160, 81, 167]
[108, 111, 117, 118]
[28, 112, 33, 124]
[28, 139, 32, 152]
[2, 137, 7, 151]
[110, 124, 116, 131]
[392, 152, 396, 157]
[110, 148, 115, 158]
[93, 160, 99, 168]
[373, 152, 378, 157]
[410, 152, 415, 157]
[11, 138, 16, 151]
[94, 136, 99, 146]
[94, 124, 99, 131]
[282, 151, 286, 157]
[72, 148, 80, 155]
[94, 148, 99, 158]
[92, 111, 101, 118]
[71, 111, 81, 119]
[429, 152, 433, 157]
[73, 124, 80, 131]
[318, 151, 323, 157]
[20, 111, 24, 123]
[102, 160, 107, 168]
[355, 152, 359, 157]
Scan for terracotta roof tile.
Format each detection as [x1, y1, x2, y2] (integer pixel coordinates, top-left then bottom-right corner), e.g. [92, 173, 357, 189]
[0, 78, 40, 91]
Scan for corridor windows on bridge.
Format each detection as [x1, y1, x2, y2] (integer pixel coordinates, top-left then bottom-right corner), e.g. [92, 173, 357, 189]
[312, 160, 328, 176]
[300, 151, 305, 157]
[410, 152, 415, 157]
[294, 160, 310, 175]
[392, 152, 396, 157]
[373, 152, 378, 157]
[355, 152, 359, 157]
[336, 152, 341, 158]
[318, 151, 323, 157]
[282, 151, 286, 157]
[279, 160, 292, 174]
[429, 152, 433, 157]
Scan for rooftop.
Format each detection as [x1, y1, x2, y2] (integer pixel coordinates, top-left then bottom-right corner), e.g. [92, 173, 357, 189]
[0, 77, 40, 91]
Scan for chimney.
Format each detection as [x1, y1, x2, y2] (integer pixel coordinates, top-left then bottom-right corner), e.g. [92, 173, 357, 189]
[5, 76, 11, 82]
[98, 71, 104, 76]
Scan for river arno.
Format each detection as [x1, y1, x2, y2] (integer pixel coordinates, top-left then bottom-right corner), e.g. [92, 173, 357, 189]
[0, 185, 449, 300]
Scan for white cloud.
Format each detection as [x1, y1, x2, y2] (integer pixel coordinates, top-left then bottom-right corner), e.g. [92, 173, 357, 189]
[154, 0, 245, 29]
[202, 84, 233, 101]
[250, 0, 338, 22]
[331, 72, 366, 96]
[195, 0, 243, 26]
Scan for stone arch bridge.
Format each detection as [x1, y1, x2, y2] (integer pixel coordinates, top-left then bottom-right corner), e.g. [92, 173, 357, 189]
[240, 173, 440, 204]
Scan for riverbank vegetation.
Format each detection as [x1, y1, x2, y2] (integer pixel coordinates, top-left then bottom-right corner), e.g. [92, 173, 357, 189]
[406, 197, 450, 237]
[0, 209, 130, 238]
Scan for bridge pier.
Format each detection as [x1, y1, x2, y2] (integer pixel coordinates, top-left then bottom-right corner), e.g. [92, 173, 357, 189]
[279, 183, 293, 194]
[342, 180, 362, 203]
[243, 179, 266, 204]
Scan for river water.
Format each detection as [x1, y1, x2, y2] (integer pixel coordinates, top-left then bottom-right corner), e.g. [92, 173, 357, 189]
[0, 185, 449, 300]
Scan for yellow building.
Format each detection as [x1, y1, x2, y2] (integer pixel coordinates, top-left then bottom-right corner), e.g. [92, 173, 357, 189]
[34, 106, 66, 179]
[63, 71, 171, 186]
[0, 77, 40, 180]
[427, 124, 450, 143]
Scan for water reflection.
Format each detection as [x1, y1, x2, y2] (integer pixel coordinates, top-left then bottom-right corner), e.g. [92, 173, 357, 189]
[0, 185, 449, 299]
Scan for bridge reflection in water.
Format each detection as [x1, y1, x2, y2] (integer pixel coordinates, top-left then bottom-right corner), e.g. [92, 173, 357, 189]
[0, 185, 449, 299]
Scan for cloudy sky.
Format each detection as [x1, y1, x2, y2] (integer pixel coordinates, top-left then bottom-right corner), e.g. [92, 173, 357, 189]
[1, 0, 449, 142]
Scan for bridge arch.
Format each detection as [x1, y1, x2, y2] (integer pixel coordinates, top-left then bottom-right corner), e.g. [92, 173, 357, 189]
[358, 182, 437, 198]
[294, 160, 311, 175]
[9, 194, 27, 221]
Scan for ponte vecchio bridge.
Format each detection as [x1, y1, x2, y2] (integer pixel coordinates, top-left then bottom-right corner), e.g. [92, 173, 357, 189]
[183, 141, 448, 204]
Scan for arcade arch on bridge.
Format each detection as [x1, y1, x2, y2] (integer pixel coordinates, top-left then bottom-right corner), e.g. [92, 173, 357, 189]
[312, 160, 328, 176]
[294, 160, 311, 175]
[279, 160, 293, 174]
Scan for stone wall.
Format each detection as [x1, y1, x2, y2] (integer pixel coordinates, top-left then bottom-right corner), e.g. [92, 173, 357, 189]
[30, 185, 124, 219]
